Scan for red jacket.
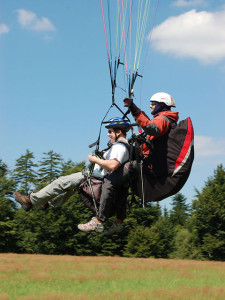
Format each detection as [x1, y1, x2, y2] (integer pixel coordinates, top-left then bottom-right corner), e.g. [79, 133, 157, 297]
[134, 110, 179, 157]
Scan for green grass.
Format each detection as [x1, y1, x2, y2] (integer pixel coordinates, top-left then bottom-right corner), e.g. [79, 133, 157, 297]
[0, 254, 225, 299]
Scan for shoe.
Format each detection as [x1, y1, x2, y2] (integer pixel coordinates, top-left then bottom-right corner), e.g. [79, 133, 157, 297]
[77, 217, 104, 233]
[39, 202, 50, 211]
[13, 191, 33, 211]
[104, 222, 125, 236]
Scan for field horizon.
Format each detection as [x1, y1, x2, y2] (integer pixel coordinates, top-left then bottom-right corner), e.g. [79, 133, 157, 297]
[0, 253, 225, 299]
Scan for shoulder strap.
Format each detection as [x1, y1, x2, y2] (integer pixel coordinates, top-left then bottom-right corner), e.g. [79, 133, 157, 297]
[96, 139, 130, 159]
[116, 140, 130, 152]
[160, 115, 177, 129]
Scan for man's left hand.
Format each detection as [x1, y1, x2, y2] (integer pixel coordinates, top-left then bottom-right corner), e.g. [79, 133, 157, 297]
[123, 97, 133, 107]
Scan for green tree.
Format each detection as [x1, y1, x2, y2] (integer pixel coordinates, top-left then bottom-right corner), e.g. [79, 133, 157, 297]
[125, 200, 161, 230]
[191, 164, 225, 260]
[124, 213, 174, 258]
[13, 161, 86, 254]
[13, 149, 37, 194]
[0, 159, 17, 252]
[169, 228, 202, 260]
[0, 159, 15, 200]
[38, 151, 62, 187]
[169, 193, 190, 227]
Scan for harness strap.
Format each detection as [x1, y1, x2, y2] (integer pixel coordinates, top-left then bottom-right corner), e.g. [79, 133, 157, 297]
[82, 170, 99, 214]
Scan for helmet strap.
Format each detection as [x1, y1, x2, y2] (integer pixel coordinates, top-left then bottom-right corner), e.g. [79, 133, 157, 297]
[114, 128, 121, 142]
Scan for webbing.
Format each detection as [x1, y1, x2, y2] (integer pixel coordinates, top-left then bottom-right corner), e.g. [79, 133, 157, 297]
[141, 0, 159, 75]
[100, 0, 159, 105]
[100, 0, 110, 64]
[133, 0, 151, 72]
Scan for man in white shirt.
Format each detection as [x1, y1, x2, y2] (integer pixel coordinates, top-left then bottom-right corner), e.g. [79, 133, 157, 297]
[77, 117, 130, 234]
[14, 117, 131, 235]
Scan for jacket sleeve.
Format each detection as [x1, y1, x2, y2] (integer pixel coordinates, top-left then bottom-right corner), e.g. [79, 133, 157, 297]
[135, 111, 170, 137]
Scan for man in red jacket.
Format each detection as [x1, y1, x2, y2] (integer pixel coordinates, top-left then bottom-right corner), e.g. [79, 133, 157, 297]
[123, 92, 193, 202]
[124, 92, 178, 160]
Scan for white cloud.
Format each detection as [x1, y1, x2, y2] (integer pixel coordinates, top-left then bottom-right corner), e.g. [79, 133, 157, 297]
[17, 9, 55, 32]
[17, 9, 36, 27]
[151, 9, 225, 64]
[195, 136, 225, 158]
[0, 23, 10, 35]
[31, 17, 55, 32]
[172, 0, 204, 7]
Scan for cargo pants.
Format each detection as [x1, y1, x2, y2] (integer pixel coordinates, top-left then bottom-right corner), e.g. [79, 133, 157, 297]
[30, 172, 85, 208]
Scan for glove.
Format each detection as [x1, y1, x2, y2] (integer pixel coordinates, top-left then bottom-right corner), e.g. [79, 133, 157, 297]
[123, 97, 133, 107]
[123, 97, 141, 117]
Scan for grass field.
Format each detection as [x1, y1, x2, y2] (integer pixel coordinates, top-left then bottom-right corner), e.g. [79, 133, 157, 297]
[0, 254, 225, 300]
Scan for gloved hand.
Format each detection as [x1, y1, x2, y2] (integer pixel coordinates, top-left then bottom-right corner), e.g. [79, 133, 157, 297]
[123, 97, 140, 117]
[123, 97, 133, 107]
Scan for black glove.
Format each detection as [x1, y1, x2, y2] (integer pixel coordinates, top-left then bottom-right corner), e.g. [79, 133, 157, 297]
[123, 98, 140, 117]
[123, 97, 133, 107]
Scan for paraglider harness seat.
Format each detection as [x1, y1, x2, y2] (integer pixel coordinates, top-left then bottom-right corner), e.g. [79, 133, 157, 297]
[128, 116, 194, 204]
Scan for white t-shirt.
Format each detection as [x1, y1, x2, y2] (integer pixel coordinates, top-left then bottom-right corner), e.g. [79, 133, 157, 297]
[92, 139, 129, 178]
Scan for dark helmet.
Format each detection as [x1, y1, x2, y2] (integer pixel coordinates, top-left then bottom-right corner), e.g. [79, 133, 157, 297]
[105, 117, 131, 132]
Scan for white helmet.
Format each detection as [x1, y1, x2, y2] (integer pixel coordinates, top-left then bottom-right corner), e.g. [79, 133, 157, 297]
[150, 92, 176, 107]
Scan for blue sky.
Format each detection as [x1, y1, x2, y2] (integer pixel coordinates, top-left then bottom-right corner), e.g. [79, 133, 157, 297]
[1, 0, 225, 208]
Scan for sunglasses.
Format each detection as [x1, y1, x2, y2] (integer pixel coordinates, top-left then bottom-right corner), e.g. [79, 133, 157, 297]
[150, 101, 157, 106]
[108, 130, 113, 134]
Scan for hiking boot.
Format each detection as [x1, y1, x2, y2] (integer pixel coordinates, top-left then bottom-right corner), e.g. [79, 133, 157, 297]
[13, 191, 33, 211]
[77, 217, 104, 233]
[104, 222, 126, 236]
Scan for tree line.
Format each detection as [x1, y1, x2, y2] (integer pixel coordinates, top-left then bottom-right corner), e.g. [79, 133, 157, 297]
[0, 150, 225, 261]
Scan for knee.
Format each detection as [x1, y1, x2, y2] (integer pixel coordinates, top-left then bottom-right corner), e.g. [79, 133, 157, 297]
[102, 178, 115, 191]
[56, 176, 64, 184]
